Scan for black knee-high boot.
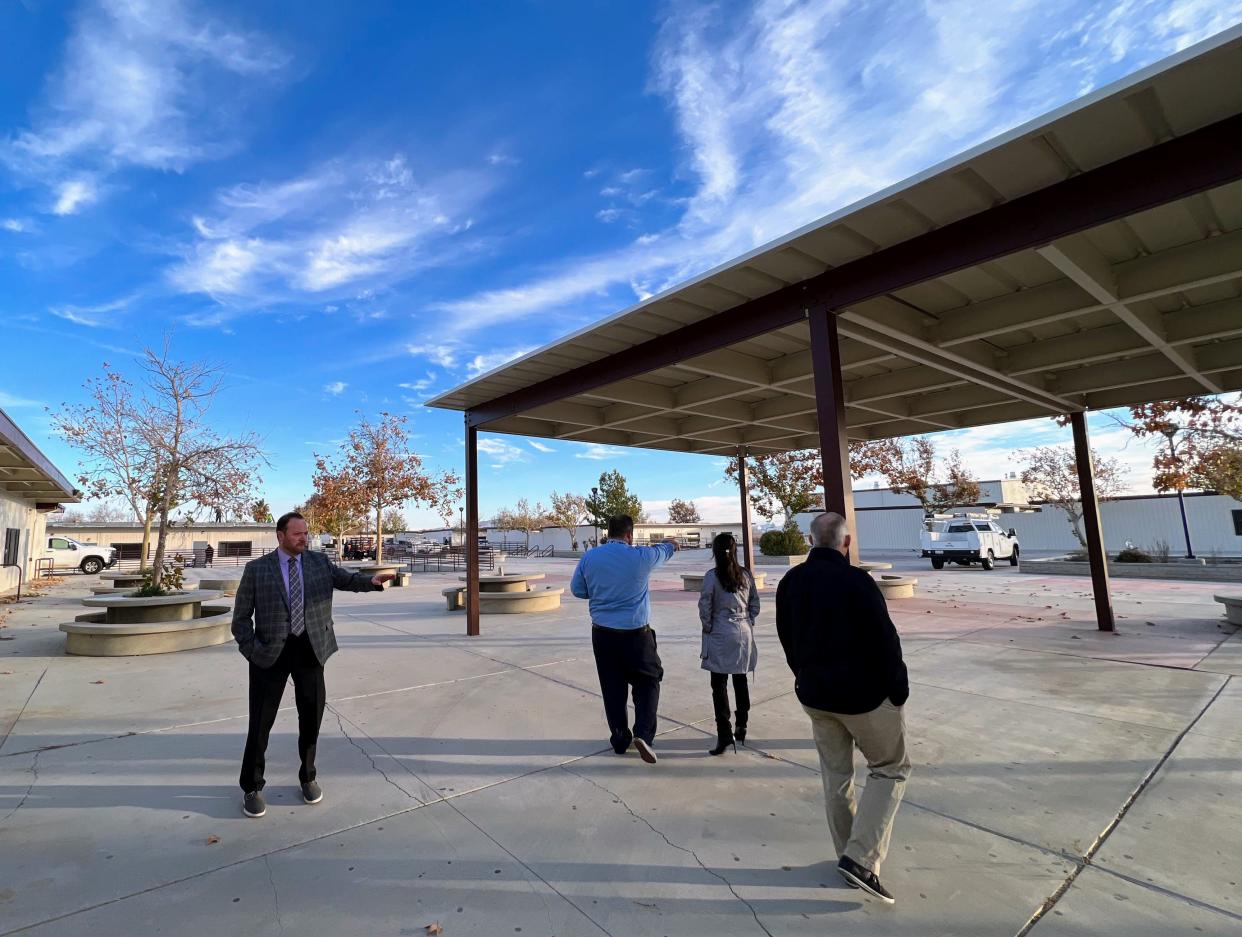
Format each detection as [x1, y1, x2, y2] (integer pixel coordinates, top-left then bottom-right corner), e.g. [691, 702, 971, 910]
[733, 673, 750, 744]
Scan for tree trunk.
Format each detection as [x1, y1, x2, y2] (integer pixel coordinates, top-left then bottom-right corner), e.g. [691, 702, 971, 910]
[150, 461, 178, 584]
[374, 499, 384, 564]
[139, 509, 154, 570]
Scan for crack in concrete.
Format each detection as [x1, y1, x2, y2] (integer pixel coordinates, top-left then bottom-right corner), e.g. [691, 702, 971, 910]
[1014, 674, 1233, 937]
[326, 705, 425, 804]
[0, 751, 40, 825]
[0, 666, 47, 754]
[263, 856, 286, 937]
[561, 765, 774, 937]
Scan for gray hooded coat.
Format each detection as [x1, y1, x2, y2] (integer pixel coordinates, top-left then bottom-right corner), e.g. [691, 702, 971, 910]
[698, 568, 760, 674]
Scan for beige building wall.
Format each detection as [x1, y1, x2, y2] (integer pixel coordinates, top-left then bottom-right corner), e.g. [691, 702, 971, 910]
[1, 494, 49, 596]
[46, 522, 279, 562]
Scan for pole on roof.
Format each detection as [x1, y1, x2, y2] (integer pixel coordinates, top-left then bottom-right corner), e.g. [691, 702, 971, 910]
[1069, 411, 1115, 633]
[464, 417, 481, 636]
[737, 447, 755, 570]
[808, 311, 859, 564]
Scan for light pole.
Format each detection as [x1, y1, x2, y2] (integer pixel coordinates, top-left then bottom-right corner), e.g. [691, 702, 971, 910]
[590, 486, 599, 547]
[1160, 426, 1195, 559]
[458, 506, 464, 548]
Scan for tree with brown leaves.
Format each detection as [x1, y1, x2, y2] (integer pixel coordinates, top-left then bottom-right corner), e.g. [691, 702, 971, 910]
[316, 412, 457, 564]
[879, 438, 982, 514]
[1018, 445, 1125, 549]
[666, 498, 702, 524]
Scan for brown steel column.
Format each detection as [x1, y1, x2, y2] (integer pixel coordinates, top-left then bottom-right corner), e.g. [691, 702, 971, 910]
[737, 447, 755, 569]
[1070, 411, 1115, 633]
[464, 418, 480, 636]
[808, 310, 858, 563]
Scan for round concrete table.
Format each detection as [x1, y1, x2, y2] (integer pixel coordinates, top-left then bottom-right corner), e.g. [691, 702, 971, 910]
[80, 590, 224, 624]
[680, 571, 767, 592]
[199, 578, 242, 596]
[347, 563, 403, 581]
[99, 570, 146, 589]
[872, 575, 917, 599]
[858, 562, 893, 572]
[458, 573, 547, 593]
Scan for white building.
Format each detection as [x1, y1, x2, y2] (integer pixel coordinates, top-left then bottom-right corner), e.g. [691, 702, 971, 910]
[796, 482, 1242, 555]
[414, 521, 751, 552]
[1, 409, 80, 596]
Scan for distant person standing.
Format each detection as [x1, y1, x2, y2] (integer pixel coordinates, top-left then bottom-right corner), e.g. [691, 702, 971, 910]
[231, 512, 395, 819]
[776, 511, 911, 906]
[570, 515, 679, 764]
[205, 544, 214, 567]
[698, 533, 759, 755]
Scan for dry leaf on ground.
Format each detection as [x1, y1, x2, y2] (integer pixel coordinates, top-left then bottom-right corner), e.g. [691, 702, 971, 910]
[206, 835, 220, 845]
[424, 923, 443, 935]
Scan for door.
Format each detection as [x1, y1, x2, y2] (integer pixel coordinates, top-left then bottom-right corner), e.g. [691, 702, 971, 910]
[46, 537, 79, 569]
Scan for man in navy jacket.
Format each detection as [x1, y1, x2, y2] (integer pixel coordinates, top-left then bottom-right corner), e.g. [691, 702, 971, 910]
[776, 511, 910, 906]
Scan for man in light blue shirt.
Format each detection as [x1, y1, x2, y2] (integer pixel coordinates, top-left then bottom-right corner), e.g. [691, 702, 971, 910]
[571, 515, 679, 763]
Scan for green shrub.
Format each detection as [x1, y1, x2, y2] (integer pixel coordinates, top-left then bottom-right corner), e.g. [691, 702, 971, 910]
[759, 530, 787, 556]
[758, 524, 810, 556]
[1115, 547, 1152, 563]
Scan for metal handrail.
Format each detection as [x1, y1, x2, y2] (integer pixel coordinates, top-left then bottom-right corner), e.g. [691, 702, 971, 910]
[1, 562, 24, 600]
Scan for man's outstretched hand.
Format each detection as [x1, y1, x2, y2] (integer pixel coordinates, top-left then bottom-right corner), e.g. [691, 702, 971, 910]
[372, 573, 396, 587]
[668, 540, 681, 552]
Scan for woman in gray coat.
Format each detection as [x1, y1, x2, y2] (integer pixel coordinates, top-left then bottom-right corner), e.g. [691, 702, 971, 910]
[699, 533, 760, 755]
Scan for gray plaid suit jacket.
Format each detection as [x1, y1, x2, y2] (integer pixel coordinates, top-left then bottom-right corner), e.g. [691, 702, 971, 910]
[231, 550, 380, 668]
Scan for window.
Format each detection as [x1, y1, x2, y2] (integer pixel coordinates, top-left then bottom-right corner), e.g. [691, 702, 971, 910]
[50, 537, 70, 549]
[948, 524, 973, 533]
[218, 541, 252, 558]
[974, 524, 990, 531]
[1233, 510, 1242, 536]
[3, 529, 19, 566]
[112, 543, 143, 561]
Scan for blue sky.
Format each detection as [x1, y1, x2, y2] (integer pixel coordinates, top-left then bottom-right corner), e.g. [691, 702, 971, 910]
[3, 0, 1240, 527]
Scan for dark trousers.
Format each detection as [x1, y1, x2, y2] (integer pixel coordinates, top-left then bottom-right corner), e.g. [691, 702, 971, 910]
[239, 632, 326, 793]
[592, 625, 663, 751]
[710, 672, 750, 729]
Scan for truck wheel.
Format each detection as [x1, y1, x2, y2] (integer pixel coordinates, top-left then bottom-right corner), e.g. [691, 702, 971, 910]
[80, 557, 104, 575]
[931, 558, 944, 570]
[1009, 547, 1020, 566]
[981, 550, 995, 571]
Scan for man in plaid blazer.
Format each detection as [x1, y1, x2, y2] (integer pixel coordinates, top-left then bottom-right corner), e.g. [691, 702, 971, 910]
[232, 511, 393, 818]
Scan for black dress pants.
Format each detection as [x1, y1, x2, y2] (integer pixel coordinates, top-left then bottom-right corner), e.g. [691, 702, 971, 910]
[239, 632, 326, 793]
[592, 625, 663, 751]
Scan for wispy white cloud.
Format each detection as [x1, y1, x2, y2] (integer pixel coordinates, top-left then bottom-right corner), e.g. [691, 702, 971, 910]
[528, 440, 555, 453]
[52, 177, 99, 215]
[575, 444, 627, 461]
[1, 218, 32, 233]
[466, 346, 534, 377]
[167, 154, 491, 305]
[486, 152, 520, 166]
[432, 0, 1241, 335]
[406, 343, 459, 368]
[323, 381, 348, 396]
[398, 373, 438, 393]
[478, 437, 527, 468]
[48, 293, 135, 327]
[0, 389, 44, 409]
[3, 0, 289, 210]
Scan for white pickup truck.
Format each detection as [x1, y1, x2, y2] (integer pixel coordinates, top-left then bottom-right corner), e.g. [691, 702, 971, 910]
[44, 535, 118, 575]
[920, 512, 1019, 571]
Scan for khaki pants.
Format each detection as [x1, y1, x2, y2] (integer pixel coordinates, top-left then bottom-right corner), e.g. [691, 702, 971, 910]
[803, 700, 911, 875]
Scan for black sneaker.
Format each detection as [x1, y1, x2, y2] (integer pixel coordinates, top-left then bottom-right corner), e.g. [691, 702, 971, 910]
[633, 738, 658, 765]
[613, 733, 633, 755]
[301, 780, 323, 804]
[243, 791, 266, 818]
[838, 855, 895, 905]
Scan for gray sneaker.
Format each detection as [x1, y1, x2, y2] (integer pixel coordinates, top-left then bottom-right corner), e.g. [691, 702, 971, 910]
[633, 738, 658, 765]
[243, 790, 266, 818]
[301, 780, 323, 804]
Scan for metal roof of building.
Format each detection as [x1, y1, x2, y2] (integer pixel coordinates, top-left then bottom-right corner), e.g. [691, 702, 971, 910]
[429, 28, 1242, 456]
[0, 408, 79, 505]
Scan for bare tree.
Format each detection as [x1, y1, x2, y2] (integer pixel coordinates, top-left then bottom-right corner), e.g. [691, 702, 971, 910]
[50, 364, 166, 566]
[382, 508, 409, 534]
[666, 498, 702, 524]
[318, 412, 457, 563]
[1018, 446, 1126, 548]
[493, 498, 549, 550]
[132, 345, 265, 580]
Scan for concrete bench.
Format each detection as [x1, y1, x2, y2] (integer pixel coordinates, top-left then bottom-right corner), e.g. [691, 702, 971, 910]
[858, 562, 893, 572]
[443, 585, 564, 614]
[1214, 594, 1242, 626]
[680, 572, 768, 592]
[198, 578, 241, 596]
[873, 574, 918, 600]
[59, 605, 234, 656]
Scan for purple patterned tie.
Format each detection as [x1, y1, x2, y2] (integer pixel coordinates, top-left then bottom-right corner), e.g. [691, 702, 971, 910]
[288, 556, 305, 636]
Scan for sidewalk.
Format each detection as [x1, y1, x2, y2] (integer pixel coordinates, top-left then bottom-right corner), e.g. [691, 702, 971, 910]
[1, 553, 1239, 935]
